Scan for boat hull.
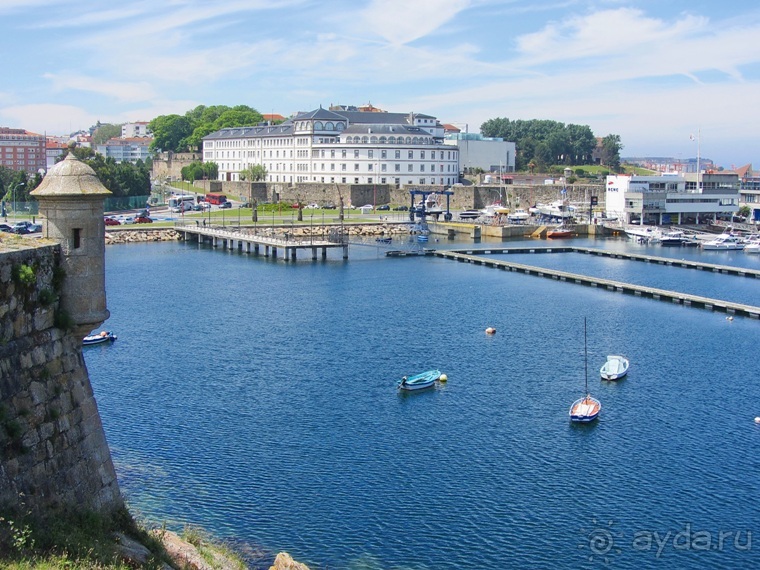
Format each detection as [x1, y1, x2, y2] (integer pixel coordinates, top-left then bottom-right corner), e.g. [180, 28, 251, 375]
[83, 331, 117, 346]
[600, 355, 629, 381]
[569, 396, 601, 422]
[398, 369, 441, 391]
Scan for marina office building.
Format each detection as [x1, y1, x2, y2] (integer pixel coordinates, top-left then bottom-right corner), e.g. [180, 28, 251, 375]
[203, 106, 460, 187]
[605, 172, 740, 225]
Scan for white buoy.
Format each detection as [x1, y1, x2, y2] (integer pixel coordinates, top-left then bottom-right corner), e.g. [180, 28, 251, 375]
[727, 316, 734, 321]
[754, 417, 760, 424]
[439, 373, 448, 383]
[485, 327, 496, 335]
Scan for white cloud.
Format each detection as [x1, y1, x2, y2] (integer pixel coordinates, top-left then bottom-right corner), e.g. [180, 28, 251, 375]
[42, 73, 157, 103]
[359, 0, 472, 45]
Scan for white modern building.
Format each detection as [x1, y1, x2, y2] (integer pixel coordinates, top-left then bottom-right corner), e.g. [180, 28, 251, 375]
[443, 132, 515, 173]
[605, 172, 740, 225]
[121, 121, 152, 138]
[95, 138, 152, 164]
[202, 106, 460, 187]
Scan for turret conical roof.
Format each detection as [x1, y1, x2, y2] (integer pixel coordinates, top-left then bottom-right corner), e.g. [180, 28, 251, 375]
[30, 151, 111, 197]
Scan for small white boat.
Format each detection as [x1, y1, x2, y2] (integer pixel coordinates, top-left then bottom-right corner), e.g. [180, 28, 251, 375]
[600, 355, 630, 381]
[83, 331, 117, 346]
[702, 233, 744, 250]
[398, 369, 441, 391]
[507, 208, 530, 223]
[742, 236, 760, 254]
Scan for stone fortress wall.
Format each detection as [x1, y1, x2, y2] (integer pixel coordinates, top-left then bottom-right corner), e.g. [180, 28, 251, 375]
[0, 240, 121, 513]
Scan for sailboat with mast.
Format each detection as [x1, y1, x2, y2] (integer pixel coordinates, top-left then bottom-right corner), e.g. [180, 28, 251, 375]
[569, 318, 601, 422]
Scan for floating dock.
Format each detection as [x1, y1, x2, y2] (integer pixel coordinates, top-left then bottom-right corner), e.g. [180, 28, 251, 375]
[421, 246, 760, 319]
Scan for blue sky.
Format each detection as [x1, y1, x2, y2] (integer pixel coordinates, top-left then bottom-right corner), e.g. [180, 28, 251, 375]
[1, 0, 759, 168]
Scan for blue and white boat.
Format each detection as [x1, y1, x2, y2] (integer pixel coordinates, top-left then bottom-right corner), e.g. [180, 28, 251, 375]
[83, 331, 117, 346]
[600, 355, 630, 381]
[398, 369, 441, 391]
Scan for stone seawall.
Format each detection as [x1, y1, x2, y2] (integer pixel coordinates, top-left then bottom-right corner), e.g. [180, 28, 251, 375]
[0, 239, 121, 513]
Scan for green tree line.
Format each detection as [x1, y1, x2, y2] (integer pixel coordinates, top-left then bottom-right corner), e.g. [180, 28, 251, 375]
[149, 105, 265, 153]
[480, 118, 622, 171]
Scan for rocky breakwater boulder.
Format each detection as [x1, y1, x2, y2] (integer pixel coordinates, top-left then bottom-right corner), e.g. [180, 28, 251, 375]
[105, 228, 181, 245]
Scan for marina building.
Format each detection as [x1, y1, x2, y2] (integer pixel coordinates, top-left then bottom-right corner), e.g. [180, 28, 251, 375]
[605, 172, 740, 225]
[202, 106, 460, 187]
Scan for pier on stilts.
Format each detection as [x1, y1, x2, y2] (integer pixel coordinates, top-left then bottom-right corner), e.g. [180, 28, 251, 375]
[175, 225, 348, 261]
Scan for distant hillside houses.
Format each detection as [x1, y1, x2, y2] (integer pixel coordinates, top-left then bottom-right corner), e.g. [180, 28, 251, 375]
[121, 121, 152, 138]
[622, 156, 717, 174]
[203, 104, 468, 187]
[96, 137, 152, 164]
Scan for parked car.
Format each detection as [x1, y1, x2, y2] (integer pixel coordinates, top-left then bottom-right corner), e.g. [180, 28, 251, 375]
[133, 216, 153, 224]
[104, 217, 121, 226]
[393, 205, 409, 211]
[11, 221, 33, 234]
[27, 223, 42, 232]
[377, 204, 390, 211]
[323, 203, 336, 209]
[0, 223, 13, 233]
[306, 203, 320, 209]
[220, 202, 232, 209]
[123, 217, 135, 224]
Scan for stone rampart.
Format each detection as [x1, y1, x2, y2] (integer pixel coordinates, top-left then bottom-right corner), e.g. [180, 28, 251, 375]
[0, 239, 122, 513]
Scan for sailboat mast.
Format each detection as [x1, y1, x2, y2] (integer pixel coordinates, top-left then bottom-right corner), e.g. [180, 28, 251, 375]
[584, 317, 588, 394]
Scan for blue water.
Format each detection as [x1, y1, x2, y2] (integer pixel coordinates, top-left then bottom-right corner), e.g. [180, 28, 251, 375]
[85, 236, 760, 569]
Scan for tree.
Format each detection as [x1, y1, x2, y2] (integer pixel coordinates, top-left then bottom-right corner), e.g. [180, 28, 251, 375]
[148, 115, 193, 152]
[92, 123, 122, 145]
[239, 164, 267, 181]
[150, 105, 263, 153]
[480, 117, 607, 171]
[599, 134, 623, 171]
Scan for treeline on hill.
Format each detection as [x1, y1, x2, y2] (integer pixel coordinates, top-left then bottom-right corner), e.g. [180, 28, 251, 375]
[149, 105, 267, 154]
[480, 118, 622, 172]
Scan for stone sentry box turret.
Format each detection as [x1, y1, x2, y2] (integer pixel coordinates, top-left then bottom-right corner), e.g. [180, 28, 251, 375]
[30, 149, 112, 338]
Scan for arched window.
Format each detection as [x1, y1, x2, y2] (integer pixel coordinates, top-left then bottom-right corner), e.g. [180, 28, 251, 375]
[379, 136, 387, 144]
[336, 123, 345, 131]
[362, 136, 369, 144]
[325, 122, 334, 130]
[412, 137, 419, 144]
[406, 137, 412, 144]
[370, 136, 378, 144]
[314, 121, 323, 130]
[346, 136, 354, 144]
[388, 136, 396, 144]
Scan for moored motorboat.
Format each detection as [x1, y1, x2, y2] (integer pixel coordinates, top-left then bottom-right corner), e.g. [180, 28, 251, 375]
[702, 233, 744, 250]
[507, 208, 530, 223]
[375, 237, 392, 244]
[398, 369, 441, 391]
[83, 331, 117, 346]
[600, 355, 630, 381]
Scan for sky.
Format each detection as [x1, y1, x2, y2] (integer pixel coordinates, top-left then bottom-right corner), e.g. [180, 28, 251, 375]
[1, 0, 759, 169]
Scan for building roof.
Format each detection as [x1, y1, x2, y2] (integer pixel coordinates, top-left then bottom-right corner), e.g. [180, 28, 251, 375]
[262, 113, 286, 122]
[30, 151, 111, 197]
[342, 124, 430, 136]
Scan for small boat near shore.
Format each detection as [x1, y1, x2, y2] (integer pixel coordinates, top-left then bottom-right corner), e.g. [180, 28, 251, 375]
[398, 369, 441, 391]
[547, 225, 573, 239]
[600, 355, 630, 381]
[83, 331, 117, 346]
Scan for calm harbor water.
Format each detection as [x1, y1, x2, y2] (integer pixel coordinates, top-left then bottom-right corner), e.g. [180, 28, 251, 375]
[85, 234, 760, 569]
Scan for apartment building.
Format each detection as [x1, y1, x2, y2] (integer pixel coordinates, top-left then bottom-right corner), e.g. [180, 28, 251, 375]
[0, 127, 46, 173]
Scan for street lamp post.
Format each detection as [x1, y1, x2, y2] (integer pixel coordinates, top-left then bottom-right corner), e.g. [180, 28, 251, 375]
[12, 182, 25, 223]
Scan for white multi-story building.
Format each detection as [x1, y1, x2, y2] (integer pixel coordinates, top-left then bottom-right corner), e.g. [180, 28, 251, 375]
[202, 106, 460, 187]
[121, 121, 152, 138]
[606, 172, 740, 225]
[95, 137, 152, 164]
[443, 132, 515, 173]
